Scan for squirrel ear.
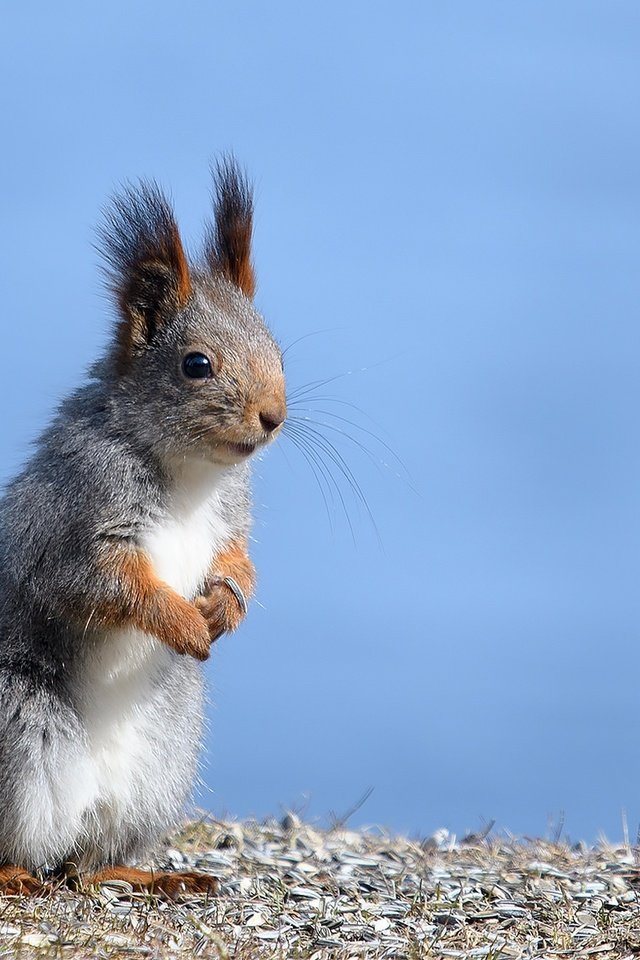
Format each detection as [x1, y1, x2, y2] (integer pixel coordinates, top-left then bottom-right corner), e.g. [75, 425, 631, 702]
[98, 182, 192, 372]
[205, 157, 256, 298]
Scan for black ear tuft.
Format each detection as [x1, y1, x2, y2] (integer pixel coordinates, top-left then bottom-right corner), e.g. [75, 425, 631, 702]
[98, 182, 192, 372]
[205, 156, 255, 298]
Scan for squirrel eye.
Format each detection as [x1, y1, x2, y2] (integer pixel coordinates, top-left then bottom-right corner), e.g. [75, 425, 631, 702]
[182, 352, 213, 379]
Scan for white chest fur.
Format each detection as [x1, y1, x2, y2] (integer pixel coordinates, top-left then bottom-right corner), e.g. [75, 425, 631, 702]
[142, 459, 233, 599]
[79, 458, 233, 834]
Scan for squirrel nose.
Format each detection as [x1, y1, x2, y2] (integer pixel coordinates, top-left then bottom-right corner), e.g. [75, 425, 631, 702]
[259, 408, 286, 434]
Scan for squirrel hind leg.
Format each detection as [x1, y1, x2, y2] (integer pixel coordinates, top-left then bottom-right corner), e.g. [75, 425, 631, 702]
[64, 865, 218, 899]
[0, 865, 47, 896]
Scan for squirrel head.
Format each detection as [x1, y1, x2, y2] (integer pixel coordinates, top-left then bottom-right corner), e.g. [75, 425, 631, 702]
[98, 159, 286, 467]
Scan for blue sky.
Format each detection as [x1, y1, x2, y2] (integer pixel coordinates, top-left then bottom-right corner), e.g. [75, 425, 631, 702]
[2, 2, 640, 842]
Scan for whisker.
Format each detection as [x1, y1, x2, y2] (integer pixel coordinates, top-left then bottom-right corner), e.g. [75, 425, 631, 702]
[303, 425, 381, 537]
[288, 394, 379, 422]
[288, 413, 384, 472]
[287, 372, 356, 403]
[286, 354, 408, 403]
[281, 328, 338, 359]
[284, 423, 358, 544]
[287, 408, 411, 481]
[282, 429, 336, 534]
[285, 423, 339, 505]
[287, 421, 381, 548]
[82, 607, 97, 641]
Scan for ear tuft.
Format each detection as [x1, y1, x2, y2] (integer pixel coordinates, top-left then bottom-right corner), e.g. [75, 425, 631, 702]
[205, 157, 256, 298]
[98, 182, 191, 371]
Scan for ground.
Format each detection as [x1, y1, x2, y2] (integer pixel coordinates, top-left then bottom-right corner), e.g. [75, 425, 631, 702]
[1, 816, 640, 958]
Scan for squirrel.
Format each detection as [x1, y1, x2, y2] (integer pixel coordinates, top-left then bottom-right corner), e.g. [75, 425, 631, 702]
[0, 159, 286, 898]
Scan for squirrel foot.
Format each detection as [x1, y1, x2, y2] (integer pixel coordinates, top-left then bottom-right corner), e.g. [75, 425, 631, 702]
[0, 866, 47, 896]
[76, 866, 218, 899]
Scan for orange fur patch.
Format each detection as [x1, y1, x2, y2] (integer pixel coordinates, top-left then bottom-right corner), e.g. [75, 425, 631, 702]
[0, 866, 44, 896]
[168, 223, 192, 306]
[243, 359, 287, 432]
[234, 243, 256, 299]
[114, 304, 144, 377]
[214, 221, 255, 298]
[84, 866, 217, 898]
[91, 547, 211, 661]
[211, 538, 256, 599]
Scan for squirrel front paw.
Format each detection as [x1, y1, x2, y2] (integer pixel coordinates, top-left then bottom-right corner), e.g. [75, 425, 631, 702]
[153, 594, 212, 661]
[194, 580, 247, 643]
